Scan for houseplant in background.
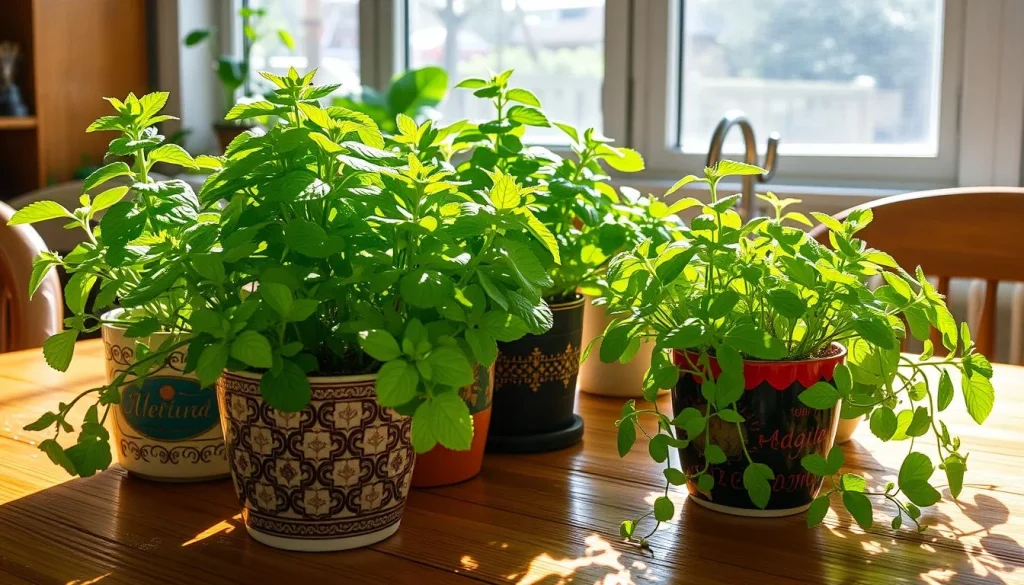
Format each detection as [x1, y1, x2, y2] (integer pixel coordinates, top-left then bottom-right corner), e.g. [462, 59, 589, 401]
[12, 93, 228, 481]
[452, 71, 646, 452]
[332, 66, 449, 135]
[179, 68, 556, 549]
[578, 188, 685, 398]
[184, 5, 295, 150]
[600, 162, 993, 546]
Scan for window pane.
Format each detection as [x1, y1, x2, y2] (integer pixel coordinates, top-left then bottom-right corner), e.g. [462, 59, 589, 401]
[679, 0, 944, 156]
[248, 0, 360, 89]
[407, 0, 605, 142]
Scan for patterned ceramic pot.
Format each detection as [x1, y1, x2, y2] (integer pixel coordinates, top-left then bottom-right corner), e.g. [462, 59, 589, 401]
[488, 294, 585, 453]
[578, 295, 667, 397]
[412, 365, 494, 488]
[217, 370, 413, 552]
[671, 343, 846, 516]
[101, 310, 228, 482]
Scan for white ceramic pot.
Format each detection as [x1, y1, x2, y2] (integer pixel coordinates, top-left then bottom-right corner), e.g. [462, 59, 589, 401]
[101, 310, 229, 481]
[217, 370, 413, 552]
[834, 415, 864, 444]
[577, 296, 667, 398]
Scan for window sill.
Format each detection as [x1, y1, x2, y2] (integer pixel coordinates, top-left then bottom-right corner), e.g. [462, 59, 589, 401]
[612, 176, 932, 215]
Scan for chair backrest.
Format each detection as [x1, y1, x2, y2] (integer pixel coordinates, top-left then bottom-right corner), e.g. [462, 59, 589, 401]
[0, 201, 63, 352]
[809, 187, 1024, 359]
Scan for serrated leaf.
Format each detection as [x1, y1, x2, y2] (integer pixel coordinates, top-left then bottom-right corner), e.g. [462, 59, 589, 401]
[962, 372, 994, 425]
[43, 330, 77, 372]
[376, 360, 420, 407]
[937, 370, 954, 411]
[230, 331, 273, 369]
[148, 143, 197, 169]
[260, 359, 312, 412]
[411, 391, 473, 452]
[425, 346, 474, 387]
[9, 201, 74, 225]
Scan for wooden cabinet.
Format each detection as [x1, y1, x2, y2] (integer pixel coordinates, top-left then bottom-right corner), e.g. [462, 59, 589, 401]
[0, 0, 149, 199]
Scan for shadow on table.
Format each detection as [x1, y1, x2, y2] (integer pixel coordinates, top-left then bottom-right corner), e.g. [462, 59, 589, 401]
[823, 438, 1023, 584]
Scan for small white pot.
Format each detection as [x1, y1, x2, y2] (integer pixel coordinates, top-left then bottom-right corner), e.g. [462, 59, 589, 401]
[577, 296, 668, 398]
[101, 309, 229, 481]
[834, 415, 864, 444]
[217, 369, 413, 552]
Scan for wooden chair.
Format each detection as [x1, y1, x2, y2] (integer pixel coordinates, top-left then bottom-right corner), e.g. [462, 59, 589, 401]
[809, 187, 1024, 361]
[0, 201, 63, 352]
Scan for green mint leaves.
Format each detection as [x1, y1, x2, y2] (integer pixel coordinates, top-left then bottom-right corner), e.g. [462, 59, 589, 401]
[602, 162, 993, 544]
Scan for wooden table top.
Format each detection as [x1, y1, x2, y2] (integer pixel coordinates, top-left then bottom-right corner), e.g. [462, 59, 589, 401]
[1, 340, 1022, 584]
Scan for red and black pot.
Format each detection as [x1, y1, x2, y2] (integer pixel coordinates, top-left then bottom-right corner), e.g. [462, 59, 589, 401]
[671, 343, 845, 516]
[487, 294, 585, 453]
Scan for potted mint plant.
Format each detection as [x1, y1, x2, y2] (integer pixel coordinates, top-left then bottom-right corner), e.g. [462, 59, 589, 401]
[11, 93, 228, 481]
[600, 161, 993, 545]
[181, 68, 556, 550]
[333, 66, 449, 135]
[184, 5, 295, 150]
[578, 188, 685, 398]
[452, 71, 646, 452]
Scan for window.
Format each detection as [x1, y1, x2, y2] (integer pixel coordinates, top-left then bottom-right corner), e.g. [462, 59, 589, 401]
[677, 0, 945, 157]
[217, 0, 1024, 191]
[405, 0, 606, 142]
[247, 0, 361, 89]
[629, 0, 973, 187]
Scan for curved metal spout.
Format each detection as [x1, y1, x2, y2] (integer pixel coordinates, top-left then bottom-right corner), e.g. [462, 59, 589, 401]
[705, 110, 780, 218]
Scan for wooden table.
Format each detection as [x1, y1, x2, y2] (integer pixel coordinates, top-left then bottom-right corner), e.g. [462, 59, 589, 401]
[1, 340, 1022, 584]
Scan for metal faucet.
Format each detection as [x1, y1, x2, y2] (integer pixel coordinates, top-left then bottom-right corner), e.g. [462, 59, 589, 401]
[705, 110, 780, 218]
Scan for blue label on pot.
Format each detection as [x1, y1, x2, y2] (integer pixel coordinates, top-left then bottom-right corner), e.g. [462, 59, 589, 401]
[121, 377, 219, 441]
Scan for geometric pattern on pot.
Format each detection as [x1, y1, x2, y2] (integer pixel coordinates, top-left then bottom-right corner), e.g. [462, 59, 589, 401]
[495, 344, 581, 392]
[217, 371, 413, 541]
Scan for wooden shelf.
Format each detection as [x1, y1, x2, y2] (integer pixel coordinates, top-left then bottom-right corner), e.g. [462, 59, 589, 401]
[0, 116, 37, 130]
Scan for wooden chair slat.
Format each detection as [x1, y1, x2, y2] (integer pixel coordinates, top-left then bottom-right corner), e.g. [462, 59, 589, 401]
[809, 187, 1024, 363]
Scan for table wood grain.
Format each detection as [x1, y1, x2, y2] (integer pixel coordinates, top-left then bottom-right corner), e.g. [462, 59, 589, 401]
[0, 340, 1022, 584]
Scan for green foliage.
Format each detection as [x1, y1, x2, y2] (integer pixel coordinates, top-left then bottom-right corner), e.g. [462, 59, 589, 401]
[603, 163, 992, 543]
[333, 67, 449, 135]
[106, 70, 545, 457]
[11, 93, 212, 478]
[184, 6, 295, 115]
[450, 71, 676, 301]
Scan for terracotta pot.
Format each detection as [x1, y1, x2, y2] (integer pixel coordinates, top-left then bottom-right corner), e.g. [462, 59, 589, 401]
[578, 295, 666, 397]
[101, 310, 228, 482]
[488, 294, 585, 453]
[412, 365, 493, 488]
[213, 122, 255, 152]
[671, 344, 846, 516]
[834, 414, 864, 444]
[217, 370, 413, 552]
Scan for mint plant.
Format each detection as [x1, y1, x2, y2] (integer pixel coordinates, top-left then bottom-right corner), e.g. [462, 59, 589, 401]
[599, 161, 993, 545]
[451, 71, 647, 301]
[11, 92, 218, 476]
[193, 69, 559, 451]
[333, 66, 449, 135]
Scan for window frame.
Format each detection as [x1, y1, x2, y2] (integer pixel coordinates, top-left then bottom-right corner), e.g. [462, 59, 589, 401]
[220, 0, 1024, 193]
[630, 0, 967, 189]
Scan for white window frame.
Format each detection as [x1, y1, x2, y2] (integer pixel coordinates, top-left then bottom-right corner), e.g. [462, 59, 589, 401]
[215, 0, 1024, 196]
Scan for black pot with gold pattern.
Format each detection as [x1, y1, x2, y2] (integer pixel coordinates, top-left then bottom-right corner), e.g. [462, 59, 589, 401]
[487, 294, 585, 453]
